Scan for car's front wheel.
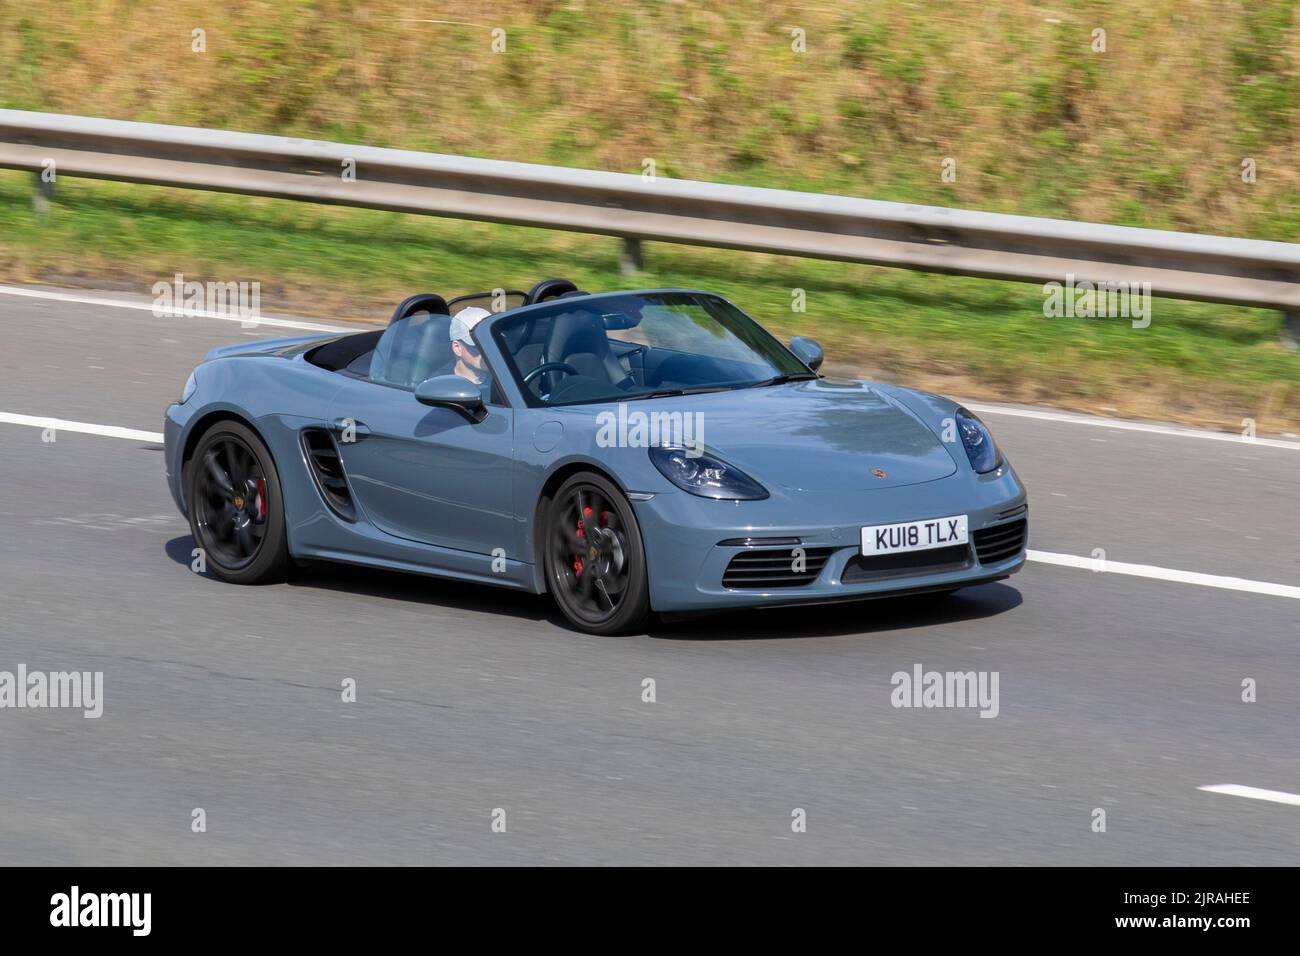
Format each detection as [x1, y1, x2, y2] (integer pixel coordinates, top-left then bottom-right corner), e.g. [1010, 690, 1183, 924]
[544, 472, 650, 635]
[184, 420, 292, 584]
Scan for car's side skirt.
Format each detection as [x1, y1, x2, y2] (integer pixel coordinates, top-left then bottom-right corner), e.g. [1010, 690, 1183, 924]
[294, 547, 544, 594]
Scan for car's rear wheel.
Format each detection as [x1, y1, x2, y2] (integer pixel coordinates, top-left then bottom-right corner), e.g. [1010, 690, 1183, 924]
[184, 420, 292, 584]
[544, 473, 650, 635]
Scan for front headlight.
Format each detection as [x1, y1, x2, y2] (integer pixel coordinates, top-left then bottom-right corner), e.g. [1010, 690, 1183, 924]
[649, 446, 769, 500]
[956, 409, 1001, 474]
[179, 371, 197, 404]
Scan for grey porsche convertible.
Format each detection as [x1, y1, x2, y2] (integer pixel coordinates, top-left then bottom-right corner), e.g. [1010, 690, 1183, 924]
[164, 279, 1027, 634]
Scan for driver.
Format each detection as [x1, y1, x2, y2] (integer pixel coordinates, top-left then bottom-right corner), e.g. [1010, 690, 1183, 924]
[441, 306, 493, 390]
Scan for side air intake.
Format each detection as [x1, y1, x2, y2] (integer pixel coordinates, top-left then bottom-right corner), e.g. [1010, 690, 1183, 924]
[300, 428, 356, 521]
[973, 519, 1027, 565]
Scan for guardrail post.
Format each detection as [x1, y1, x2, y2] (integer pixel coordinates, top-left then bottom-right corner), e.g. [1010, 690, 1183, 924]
[32, 170, 54, 215]
[1283, 311, 1300, 350]
[619, 237, 644, 275]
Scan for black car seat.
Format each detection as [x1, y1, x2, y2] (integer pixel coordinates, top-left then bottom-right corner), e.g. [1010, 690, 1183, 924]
[544, 309, 634, 388]
[370, 294, 452, 388]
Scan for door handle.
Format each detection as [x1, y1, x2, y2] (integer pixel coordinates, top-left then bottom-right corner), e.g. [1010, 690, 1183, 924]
[330, 417, 370, 440]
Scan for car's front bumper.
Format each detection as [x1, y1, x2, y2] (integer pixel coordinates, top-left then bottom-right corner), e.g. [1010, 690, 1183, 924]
[634, 466, 1028, 612]
[163, 402, 190, 517]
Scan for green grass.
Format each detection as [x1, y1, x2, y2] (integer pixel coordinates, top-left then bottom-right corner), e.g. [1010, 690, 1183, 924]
[2, 171, 1296, 432]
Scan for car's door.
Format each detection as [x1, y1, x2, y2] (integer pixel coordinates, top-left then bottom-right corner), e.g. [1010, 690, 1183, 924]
[326, 378, 517, 558]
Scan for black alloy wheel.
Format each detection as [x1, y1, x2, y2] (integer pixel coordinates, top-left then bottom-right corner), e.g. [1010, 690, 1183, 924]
[185, 420, 291, 583]
[545, 473, 650, 635]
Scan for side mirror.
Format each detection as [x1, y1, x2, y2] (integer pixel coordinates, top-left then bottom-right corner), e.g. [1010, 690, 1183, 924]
[415, 375, 487, 423]
[789, 336, 824, 372]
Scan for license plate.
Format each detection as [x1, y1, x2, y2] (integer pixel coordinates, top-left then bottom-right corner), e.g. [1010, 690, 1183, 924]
[860, 514, 968, 556]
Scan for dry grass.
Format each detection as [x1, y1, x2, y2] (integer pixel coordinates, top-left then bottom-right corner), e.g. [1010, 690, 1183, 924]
[2, 0, 1298, 236]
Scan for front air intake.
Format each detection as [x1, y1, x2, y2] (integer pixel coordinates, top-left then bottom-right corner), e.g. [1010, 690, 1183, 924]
[722, 547, 835, 589]
[841, 544, 971, 583]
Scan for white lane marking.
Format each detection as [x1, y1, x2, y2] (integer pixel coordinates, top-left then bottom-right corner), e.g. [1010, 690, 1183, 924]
[0, 412, 163, 443]
[965, 402, 1300, 452]
[1028, 550, 1300, 600]
[4, 408, 1300, 599]
[0, 283, 352, 334]
[1198, 784, 1300, 807]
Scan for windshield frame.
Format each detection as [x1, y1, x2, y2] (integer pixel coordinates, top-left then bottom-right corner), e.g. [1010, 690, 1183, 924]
[488, 290, 815, 409]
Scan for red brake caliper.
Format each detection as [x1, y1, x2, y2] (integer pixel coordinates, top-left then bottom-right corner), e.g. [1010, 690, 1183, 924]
[254, 478, 267, 520]
[572, 506, 593, 576]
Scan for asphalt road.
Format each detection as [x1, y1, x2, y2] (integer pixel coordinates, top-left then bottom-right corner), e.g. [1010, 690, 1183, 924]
[1, 287, 1297, 865]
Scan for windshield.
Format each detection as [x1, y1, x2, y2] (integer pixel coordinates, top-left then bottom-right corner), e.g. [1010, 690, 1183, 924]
[492, 292, 813, 407]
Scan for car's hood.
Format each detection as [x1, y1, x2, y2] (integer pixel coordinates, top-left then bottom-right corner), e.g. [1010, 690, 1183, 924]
[585, 379, 960, 492]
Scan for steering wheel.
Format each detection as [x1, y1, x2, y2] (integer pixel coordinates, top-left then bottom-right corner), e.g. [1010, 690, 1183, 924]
[523, 361, 580, 388]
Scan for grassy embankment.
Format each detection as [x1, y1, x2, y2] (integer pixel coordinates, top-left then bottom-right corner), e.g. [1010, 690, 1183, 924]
[1, 1, 1296, 429]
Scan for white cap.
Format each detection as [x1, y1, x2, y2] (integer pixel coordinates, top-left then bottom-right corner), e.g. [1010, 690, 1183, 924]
[450, 306, 491, 345]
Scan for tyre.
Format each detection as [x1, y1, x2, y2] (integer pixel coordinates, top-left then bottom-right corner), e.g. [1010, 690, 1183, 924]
[543, 472, 651, 635]
[184, 420, 293, 584]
